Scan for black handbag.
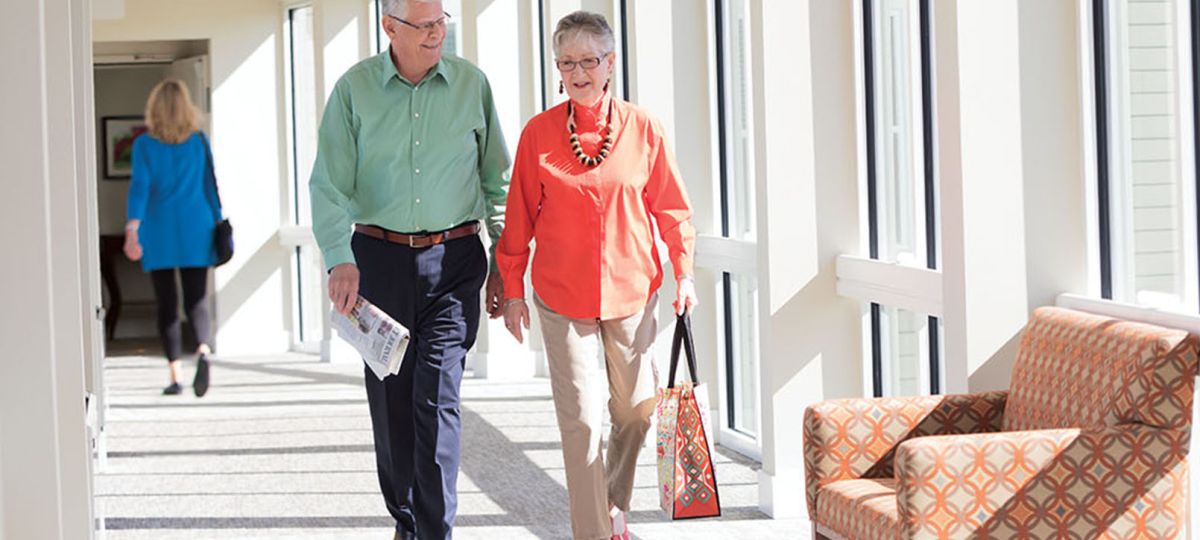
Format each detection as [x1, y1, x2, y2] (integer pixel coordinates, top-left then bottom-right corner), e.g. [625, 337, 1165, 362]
[200, 132, 234, 266]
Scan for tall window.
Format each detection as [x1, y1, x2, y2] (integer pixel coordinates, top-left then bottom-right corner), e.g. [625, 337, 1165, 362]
[1095, 0, 1200, 310]
[285, 5, 323, 347]
[716, 0, 760, 444]
[862, 0, 941, 396]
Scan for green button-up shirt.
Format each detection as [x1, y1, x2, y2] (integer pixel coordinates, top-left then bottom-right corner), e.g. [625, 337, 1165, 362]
[309, 51, 510, 271]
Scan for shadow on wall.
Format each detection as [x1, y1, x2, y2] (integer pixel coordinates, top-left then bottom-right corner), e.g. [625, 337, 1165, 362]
[956, 0, 1085, 393]
[214, 232, 290, 331]
[726, 0, 864, 445]
[967, 330, 1022, 393]
[1016, 0, 1087, 319]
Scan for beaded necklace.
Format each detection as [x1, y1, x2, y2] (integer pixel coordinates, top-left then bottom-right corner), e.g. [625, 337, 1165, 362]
[566, 97, 614, 167]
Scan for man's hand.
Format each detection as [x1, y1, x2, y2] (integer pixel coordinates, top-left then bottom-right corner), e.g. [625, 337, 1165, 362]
[328, 263, 360, 315]
[485, 271, 504, 318]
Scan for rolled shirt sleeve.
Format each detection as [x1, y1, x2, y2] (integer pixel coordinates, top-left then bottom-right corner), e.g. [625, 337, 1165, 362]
[476, 77, 512, 272]
[308, 79, 359, 271]
[495, 128, 541, 300]
[644, 118, 696, 280]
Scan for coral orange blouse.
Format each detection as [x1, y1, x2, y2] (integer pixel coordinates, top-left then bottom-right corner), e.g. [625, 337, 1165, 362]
[496, 94, 695, 320]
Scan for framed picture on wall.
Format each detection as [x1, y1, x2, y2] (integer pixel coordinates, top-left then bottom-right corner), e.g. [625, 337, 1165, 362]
[102, 115, 147, 180]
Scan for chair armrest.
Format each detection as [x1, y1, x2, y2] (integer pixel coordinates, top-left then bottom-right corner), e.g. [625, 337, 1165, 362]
[894, 425, 1188, 539]
[803, 391, 1006, 519]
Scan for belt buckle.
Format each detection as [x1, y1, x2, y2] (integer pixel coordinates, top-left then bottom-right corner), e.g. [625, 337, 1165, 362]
[408, 234, 419, 248]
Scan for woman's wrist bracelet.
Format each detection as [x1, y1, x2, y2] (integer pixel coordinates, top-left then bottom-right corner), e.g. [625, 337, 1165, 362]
[503, 298, 526, 307]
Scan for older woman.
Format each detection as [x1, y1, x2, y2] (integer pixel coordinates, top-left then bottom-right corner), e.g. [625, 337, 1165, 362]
[496, 11, 697, 540]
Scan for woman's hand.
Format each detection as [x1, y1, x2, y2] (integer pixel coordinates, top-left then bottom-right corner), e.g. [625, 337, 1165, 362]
[502, 299, 530, 344]
[674, 276, 698, 316]
[123, 225, 143, 261]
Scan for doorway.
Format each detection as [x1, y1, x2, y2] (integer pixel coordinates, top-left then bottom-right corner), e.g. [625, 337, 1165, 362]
[92, 39, 212, 356]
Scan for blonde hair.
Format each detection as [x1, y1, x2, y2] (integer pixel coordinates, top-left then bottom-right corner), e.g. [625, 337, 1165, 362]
[145, 79, 199, 144]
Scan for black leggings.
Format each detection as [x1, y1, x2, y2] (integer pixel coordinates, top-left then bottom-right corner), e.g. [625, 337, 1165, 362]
[150, 267, 212, 362]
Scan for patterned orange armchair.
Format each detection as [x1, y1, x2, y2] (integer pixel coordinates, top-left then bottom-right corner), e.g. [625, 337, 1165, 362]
[803, 307, 1198, 539]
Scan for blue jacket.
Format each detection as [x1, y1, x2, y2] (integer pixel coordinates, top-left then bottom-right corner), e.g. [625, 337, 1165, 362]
[126, 132, 221, 272]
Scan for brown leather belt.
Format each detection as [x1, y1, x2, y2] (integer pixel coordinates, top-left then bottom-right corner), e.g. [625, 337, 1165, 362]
[355, 222, 481, 248]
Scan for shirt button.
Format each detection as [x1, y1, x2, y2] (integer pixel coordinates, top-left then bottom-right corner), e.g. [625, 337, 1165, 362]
[416, 198, 422, 204]
[414, 112, 420, 118]
[415, 168, 421, 174]
[415, 140, 421, 146]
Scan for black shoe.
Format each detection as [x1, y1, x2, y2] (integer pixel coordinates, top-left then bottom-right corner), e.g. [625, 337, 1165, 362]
[193, 354, 210, 397]
[162, 382, 183, 395]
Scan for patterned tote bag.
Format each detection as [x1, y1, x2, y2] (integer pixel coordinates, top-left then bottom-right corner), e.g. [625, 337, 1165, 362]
[656, 313, 722, 520]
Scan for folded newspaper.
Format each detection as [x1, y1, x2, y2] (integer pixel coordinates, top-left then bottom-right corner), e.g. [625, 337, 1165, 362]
[331, 296, 411, 381]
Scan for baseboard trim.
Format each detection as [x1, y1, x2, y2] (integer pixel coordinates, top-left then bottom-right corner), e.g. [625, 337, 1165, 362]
[757, 467, 808, 519]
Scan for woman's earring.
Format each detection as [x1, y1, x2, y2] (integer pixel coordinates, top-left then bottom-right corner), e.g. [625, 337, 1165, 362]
[603, 80, 610, 93]
[559, 81, 564, 94]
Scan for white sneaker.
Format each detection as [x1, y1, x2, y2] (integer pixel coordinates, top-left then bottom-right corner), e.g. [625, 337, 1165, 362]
[610, 510, 629, 540]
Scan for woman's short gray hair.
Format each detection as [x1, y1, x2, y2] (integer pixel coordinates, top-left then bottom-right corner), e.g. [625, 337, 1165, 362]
[553, 11, 615, 56]
[381, 0, 438, 18]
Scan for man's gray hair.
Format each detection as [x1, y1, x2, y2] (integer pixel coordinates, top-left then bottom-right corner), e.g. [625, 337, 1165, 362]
[381, 0, 439, 18]
[553, 11, 615, 56]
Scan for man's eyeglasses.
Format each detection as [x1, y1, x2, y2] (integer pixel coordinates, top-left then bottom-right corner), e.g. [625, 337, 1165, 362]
[555, 56, 606, 72]
[387, 11, 451, 33]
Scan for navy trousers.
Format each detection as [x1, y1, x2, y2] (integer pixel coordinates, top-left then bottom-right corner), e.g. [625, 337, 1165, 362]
[353, 230, 487, 540]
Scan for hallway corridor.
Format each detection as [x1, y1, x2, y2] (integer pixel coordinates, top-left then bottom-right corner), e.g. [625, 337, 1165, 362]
[94, 348, 807, 539]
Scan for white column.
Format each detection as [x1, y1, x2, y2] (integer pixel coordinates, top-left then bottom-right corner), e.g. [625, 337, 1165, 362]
[752, 0, 862, 519]
[0, 0, 95, 537]
[73, 0, 107, 457]
[934, 0, 1085, 393]
[1016, 1, 1089, 316]
[46, 0, 96, 536]
[464, 0, 540, 379]
[936, 0, 1028, 393]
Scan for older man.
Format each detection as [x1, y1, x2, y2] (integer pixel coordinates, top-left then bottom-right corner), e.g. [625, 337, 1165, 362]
[308, 0, 508, 537]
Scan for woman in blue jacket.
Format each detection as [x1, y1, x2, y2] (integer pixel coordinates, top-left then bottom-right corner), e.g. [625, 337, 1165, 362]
[123, 79, 219, 397]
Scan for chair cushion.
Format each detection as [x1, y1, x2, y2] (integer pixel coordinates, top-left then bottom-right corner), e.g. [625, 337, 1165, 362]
[815, 479, 899, 540]
[1003, 307, 1198, 432]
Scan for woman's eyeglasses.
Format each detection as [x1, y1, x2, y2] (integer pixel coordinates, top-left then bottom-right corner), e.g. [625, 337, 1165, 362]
[555, 56, 606, 72]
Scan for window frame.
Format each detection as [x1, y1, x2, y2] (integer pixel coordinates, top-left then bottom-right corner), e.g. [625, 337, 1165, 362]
[285, 4, 307, 345]
[712, 0, 762, 456]
[860, 0, 941, 397]
[1093, 0, 1200, 310]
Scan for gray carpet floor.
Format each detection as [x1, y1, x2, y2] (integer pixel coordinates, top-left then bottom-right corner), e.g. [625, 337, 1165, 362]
[94, 349, 809, 539]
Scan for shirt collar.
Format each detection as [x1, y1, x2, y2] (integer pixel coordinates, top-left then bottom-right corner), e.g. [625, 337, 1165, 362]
[379, 50, 453, 88]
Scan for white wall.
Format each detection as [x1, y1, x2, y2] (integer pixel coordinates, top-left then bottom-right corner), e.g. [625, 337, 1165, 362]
[1017, 0, 1089, 325]
[46, 0, 97, 533]
[95, 0, 293, 354]
[750, 0, 863, 518]
[94, 65, 166, 236]
[1, 0, 96, 536]
[932, 0, 1090, 393]
[93, 65, 167, 313]
[935, 0, 1030, 393]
